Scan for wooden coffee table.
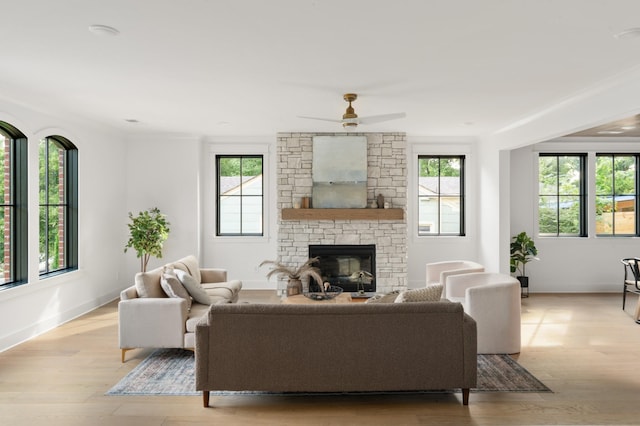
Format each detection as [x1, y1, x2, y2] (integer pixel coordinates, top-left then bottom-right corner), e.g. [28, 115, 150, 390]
[281, 293, 353, 304]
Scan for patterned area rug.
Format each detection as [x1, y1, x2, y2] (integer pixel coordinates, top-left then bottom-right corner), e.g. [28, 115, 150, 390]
[106, 348, 551, 396]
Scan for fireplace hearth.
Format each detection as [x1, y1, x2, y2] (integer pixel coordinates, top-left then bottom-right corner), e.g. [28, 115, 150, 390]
[308, 244, 376, 294]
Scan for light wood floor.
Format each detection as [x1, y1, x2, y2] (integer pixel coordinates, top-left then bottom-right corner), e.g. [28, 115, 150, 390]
[0, 291, 639, 425]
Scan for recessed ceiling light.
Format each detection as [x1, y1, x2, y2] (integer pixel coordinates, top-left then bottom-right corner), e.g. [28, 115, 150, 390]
[621, 126, 636, 130]
[614, 27, 640, 39]
[124, 119, 139, 124]
[597, 130, 624, 134]
[88, 24, 120, 36]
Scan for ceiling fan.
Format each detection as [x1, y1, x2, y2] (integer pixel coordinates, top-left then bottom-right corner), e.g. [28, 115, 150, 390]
[298, 93, 406, 129]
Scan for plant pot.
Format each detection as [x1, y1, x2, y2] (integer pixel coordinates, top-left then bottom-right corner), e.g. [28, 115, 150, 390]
[287, 279, 303, 296]
[517, 276, 529, 298]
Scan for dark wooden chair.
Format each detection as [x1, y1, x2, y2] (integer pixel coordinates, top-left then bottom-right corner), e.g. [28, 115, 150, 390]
[621, 258, 640, 323]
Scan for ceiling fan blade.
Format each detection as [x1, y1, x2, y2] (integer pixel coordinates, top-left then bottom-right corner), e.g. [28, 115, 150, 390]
[358, 112, 406, 124]
[297, 115, 342, 123]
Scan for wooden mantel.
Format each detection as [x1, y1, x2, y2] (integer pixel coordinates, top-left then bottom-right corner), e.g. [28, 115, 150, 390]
[281, 208, 404, 221]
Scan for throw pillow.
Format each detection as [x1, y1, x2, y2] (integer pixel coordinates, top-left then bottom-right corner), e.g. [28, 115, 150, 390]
[174, 269, 211, 305]
[134, 271, 167, 299]
[365, 290, 400, 304]
[160, 272, 193, 311]
[394, 284, 443, 303]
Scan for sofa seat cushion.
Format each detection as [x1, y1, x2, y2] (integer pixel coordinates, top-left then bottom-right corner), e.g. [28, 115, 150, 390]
[185, 303, 211, 333]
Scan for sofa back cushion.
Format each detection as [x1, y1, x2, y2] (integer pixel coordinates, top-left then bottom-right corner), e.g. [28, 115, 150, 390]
[134, 267, 166, 298]
[172, 255, 202, 284]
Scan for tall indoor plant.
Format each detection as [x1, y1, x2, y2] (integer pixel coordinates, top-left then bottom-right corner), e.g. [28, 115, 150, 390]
[124, 207, 171, 272]
[510, 231, 539, 297]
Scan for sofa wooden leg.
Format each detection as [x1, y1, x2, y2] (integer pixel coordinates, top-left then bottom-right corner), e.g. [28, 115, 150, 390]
[462, 388, 470, 405]
[121, 348, 133, 363]
[203, 391, 210, 408]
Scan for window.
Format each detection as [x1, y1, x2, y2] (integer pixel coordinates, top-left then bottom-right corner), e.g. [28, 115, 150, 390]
[0, 122, 27, 288]
[538, 154, 587, 237]
[39, 136, 78, 276]
[417, 155, 465, 236]
[216, 155, 263, 236]
[595, 154, 638, 236]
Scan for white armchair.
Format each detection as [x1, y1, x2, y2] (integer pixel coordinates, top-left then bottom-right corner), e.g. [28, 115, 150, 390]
[425, 260, 484, 296]
[446, 272, 521, 354]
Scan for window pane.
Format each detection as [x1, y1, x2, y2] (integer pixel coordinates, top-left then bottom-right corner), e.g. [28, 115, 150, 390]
[595, 156, 613, 195]
[440, 197, 461, 233]
[241, 196, 263, 234]
[558, 195, 581, 234]
[558, 156, 581, 195]
[614, 156, 635, 196]
[595, 195, 614, 235]
[418, 197, 438, 235]
[0, 207, 10, 284]
[241, 172, 262, 196]
[538, 156, 558, 195]
[538, 196, 558, 235]
[615, 195, 635, 234]
[219, 196, 241, 234]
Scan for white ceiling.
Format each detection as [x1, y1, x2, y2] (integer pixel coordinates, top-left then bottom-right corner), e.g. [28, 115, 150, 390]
[3, 0, 640, 138]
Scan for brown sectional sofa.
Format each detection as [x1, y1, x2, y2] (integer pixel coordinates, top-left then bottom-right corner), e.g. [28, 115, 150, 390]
[195, 301, 477, 406]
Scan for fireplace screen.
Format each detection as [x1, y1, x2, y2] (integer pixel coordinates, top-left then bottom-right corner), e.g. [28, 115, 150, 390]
[308, 244, 375, 293]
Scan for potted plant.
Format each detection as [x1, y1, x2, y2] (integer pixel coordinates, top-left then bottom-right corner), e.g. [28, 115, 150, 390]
[124, 207, 171, 272]
[260, 257, 325, 296]
[510, 231, 539, 297]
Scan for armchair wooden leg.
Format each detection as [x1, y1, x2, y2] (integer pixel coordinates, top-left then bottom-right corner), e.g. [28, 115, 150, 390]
[462, 388, 470, 405]
[203, 391, 210, 407]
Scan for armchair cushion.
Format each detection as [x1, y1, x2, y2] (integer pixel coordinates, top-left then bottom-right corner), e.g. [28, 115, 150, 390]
[175, 269, 211, 305]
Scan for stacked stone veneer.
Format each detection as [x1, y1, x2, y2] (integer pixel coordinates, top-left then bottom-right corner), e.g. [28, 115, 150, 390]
[277, 132, 407, 294]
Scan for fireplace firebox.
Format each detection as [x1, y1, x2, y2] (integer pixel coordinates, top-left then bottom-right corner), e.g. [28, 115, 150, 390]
[308, 244, 376, 294]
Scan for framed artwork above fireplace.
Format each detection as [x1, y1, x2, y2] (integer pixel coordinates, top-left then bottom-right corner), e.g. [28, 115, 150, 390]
[312, 135, 367, 208]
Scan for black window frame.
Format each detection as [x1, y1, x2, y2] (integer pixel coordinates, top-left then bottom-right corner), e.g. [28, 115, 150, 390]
[595, 153, 640, 237]
[538, 153, 587, 237]
[417, 155, 466, 236]
[39, 135, 78, 277]
[216, 154, 264, 237]
[0, 121, 27, 290]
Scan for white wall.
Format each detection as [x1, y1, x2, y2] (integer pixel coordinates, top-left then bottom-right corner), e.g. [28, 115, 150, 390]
[0, 100, 127, 352]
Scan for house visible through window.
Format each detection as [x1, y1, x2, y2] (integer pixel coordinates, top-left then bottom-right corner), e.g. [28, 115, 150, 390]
[216, 155, 263, 236]
[595, 154, 638, 236]
[538, 154, 587, 237]
[417, 155, 465, 236]
[39, 136, 78, 276]
[0, 122, 27, 288]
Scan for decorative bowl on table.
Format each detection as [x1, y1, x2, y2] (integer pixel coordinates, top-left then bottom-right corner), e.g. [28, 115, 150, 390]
[302, 285, 343, 301]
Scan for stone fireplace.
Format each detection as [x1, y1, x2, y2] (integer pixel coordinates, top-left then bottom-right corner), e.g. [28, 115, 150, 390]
[276, 132, 407, 295]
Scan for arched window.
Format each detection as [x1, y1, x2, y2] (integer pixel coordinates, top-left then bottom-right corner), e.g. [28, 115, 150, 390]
[39, 136, 78, 276]
[0, 122, 27, 288]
